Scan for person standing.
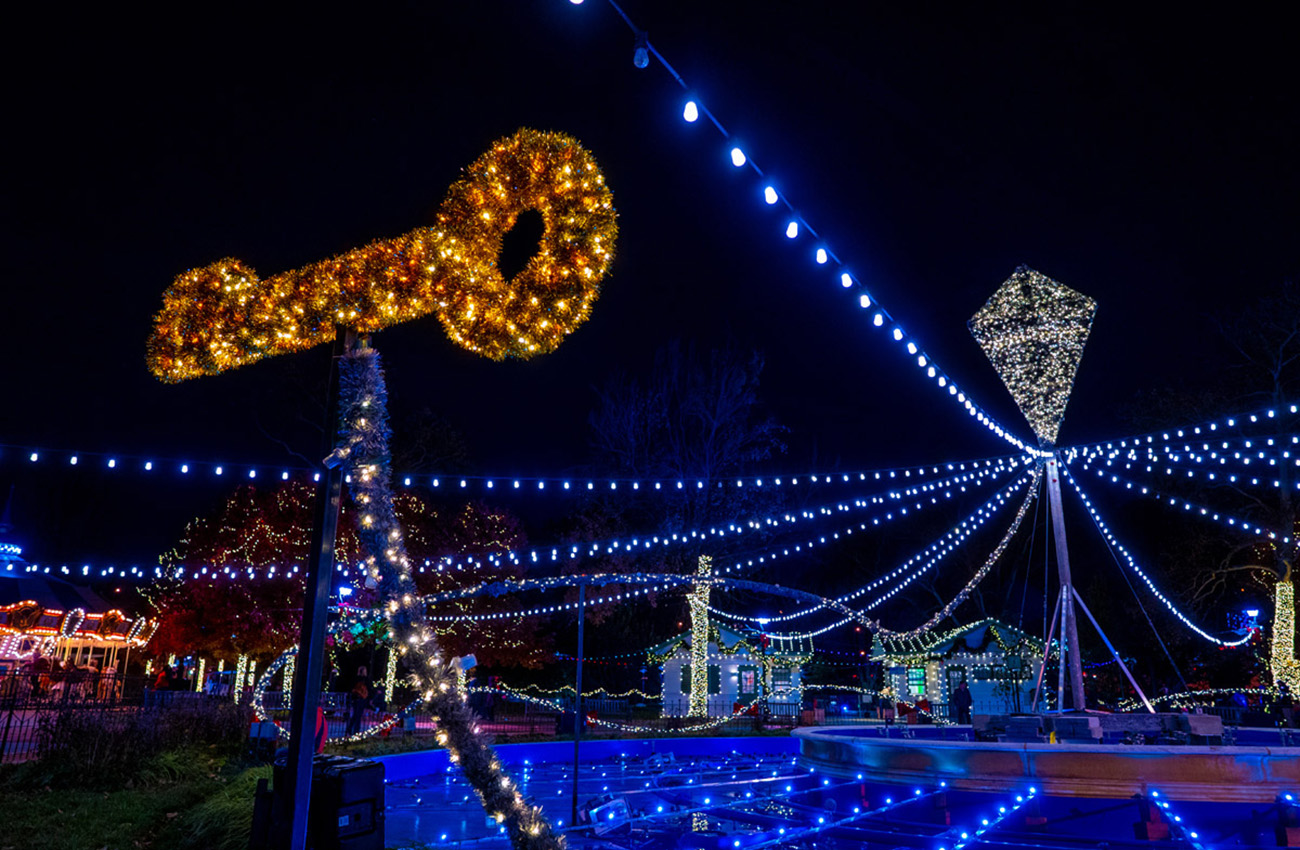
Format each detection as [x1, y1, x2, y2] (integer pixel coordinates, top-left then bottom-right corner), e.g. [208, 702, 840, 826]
[953, 679, 973, 725]
[346, 666, 373, 736]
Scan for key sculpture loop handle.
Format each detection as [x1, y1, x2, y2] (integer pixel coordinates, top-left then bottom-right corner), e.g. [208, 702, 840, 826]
[147, 128, 617, 380]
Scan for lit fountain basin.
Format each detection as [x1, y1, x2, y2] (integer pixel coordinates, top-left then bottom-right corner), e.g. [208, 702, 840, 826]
[795, 725, 1300, 803]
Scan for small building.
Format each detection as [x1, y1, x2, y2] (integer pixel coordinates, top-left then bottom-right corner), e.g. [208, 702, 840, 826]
[872, 618, 1044, 714]
[649, 623, 811, 717]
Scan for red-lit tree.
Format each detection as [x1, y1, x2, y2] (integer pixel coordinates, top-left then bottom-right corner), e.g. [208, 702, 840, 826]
[150, 482, 552, 668]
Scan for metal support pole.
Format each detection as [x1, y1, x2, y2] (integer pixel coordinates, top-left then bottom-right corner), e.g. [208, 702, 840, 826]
[571, 581, 586, 827]
[1045, 456, 1087, 710]
[277, 329, 350, 850]
[1056, 588, 1067, 712]
[1072, 588, 1154, 713]
[1030, 590, 1061, 713]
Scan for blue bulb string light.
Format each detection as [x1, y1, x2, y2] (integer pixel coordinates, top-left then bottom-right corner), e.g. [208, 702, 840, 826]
[12, 458, 1026, 582]
[567, 0, 1040, 456]
[1067, 456, 1290, 544]
[1074, 442, 1300, 492]
[1143, 791, 1208, 850]
[711, 471, 1033, 629]
[408, 456, 1029, 576]
[1, 440, 1024, 496]
[1062, 402, 1300, 458]
[1061, 465, 1253, 646]
[741, 474, 1034, 640]
[946, 786, 1038, 850]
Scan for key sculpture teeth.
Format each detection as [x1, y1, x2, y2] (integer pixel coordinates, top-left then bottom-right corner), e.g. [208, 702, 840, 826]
[148, 128, 617, 850]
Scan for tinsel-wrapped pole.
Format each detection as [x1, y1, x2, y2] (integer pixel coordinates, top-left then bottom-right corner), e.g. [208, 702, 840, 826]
[336, 338, 563, 850]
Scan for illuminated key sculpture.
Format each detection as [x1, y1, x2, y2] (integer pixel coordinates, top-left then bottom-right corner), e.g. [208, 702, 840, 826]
[148, 128, 617, 850]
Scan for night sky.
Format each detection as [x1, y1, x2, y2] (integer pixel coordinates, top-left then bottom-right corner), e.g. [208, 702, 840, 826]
[1, 2, 1295, 573]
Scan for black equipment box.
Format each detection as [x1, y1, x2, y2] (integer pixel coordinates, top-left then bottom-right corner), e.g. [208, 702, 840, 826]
[270, 753, 385, 850]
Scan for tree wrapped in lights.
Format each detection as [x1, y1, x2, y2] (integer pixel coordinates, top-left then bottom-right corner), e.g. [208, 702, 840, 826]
[685, 555, 713, 717]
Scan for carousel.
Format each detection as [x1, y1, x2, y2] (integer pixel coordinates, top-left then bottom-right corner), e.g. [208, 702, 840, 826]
[0, 507, 157, 679]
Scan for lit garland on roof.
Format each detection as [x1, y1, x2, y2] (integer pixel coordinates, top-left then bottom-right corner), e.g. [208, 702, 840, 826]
[147, 129, 616, 380]
[968, 267, 1096, 446]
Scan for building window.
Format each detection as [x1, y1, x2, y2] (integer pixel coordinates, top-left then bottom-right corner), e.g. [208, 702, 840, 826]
[738, 666, 759, 696]
[907, 667, 926, 696]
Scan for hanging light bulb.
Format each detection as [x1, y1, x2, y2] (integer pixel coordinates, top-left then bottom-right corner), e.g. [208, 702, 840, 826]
[816, 248, 828, 264]
[841, 272, 853, 287]
[683, 100, 699, 123]
[785, 221, 799, 238]
[632, 31, 649, 68]
[764, 185, 778, 204]
[730, 147, 747, 167]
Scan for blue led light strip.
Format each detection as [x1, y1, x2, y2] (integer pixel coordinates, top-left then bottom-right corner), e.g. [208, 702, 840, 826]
[751, 474, 1034, 639]
[0, 441, 1022, 495]
[570, 1, 1037, 456]
[1062, 465, 1253, 646]
[1069, 456, 1290, 544]
[1063, 402, 1300, 457]
[414, 457, 1028, 574]
[714, 471, 1032, 627]
[1074, 440, 1300, 490]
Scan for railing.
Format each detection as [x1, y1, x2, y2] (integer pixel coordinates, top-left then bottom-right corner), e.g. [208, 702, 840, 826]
[0, 672, 218, 764]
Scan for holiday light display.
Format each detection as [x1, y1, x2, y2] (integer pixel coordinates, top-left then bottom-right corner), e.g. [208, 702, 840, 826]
[969, 267, 1096, 446]
[1062, 466, 1253, 646]
[875, 467, 1041, 638]
[1272, 578, 1299, 690]
[147, 129, 616, 380]
[686, 555, 712, 717]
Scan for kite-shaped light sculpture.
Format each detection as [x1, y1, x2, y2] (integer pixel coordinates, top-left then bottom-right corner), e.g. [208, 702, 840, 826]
[968, 266, 1096, 447]
[967, 267, 1151, 714]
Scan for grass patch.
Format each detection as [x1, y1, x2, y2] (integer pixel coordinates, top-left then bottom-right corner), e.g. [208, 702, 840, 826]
[0, 747, 269, 850]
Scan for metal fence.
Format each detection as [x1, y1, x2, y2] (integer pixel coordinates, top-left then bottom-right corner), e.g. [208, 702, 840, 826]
[0, 672, 213, 764]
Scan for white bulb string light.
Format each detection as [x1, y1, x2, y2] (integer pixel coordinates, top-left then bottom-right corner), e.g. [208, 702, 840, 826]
[1061, 466, 1253, 646]
[405, 456, 1029, 576]
[417, 470, 1027, 627]
[745, 474, 1034, 640]
[566, 1, 1040, 456]
[0, 440, 1023, 495]
[9, 461, 1016, 584]
[1067, 456, 1290, 544]
[1074, 441, 1300, 490]
[873, 464, 1041, 639]
[711, 472, 1032, 629]
[1063, 402, 1300, 458]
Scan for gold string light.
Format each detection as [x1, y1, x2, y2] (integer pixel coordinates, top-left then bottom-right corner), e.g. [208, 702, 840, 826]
[147, 129, 617, 380]
[969, 267, 1096, 446]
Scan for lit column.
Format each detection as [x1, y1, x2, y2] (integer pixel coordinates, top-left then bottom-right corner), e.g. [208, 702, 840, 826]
[1272, 578, 1299, 690]
[686, 555, 713, 717]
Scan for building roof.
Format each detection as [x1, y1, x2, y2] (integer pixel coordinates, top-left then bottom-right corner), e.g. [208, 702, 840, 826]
[648, 623, 812, 661]
[873, 618, 1044, 662]
[0, 571, 113, 612]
